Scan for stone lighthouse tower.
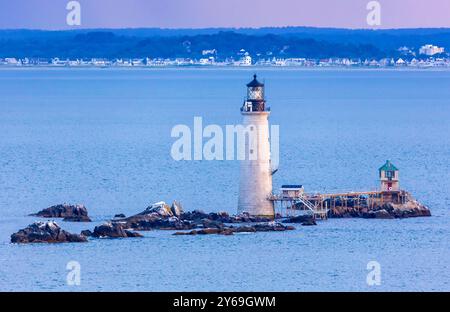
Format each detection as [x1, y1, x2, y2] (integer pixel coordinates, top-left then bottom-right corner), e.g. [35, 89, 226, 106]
[238, 75, 274, 217]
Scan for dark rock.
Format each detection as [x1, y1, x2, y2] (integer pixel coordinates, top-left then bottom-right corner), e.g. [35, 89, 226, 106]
[92, 222, 142, 238]
[201, 219, 225, 229]
[179, 210, 233, 223]
[231, 212, 273, 223]
[283, 214, 317, 226]
[208, 211, 233, 223]
[174, 227, 233, 236]
[63, 215, 92, 222]
[114, 214, 126, 218]
[126, 216, 196, 231]
[363, 209, 393, 219]
[124, 230, 143, 238]
[374, 209, 394, 219]
[31, 204, 91, 222]
[197, 228, 222, 235]
[362, 211, 376, 219]
[11, 222, 87, 244]
[253, 222, 295, 232]
[172, 222, 294, 236]
[301, 219, 317, 226]
[283, 215, 315, 224]
[179, 209, 210, 221]
[118, 201, 196, 230]
[330, 196, 431, 219]
[219, 228, 234, 235]
[81, 230, 93, 237]
[231, 225, 257, 233]
[173, 230, 198, 236]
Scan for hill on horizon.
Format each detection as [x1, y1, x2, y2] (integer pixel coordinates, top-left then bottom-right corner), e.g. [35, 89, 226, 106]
[1, 27, 449, 60]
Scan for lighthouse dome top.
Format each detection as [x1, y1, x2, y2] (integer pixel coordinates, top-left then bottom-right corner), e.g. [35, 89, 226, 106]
[247, 74, 264, 88]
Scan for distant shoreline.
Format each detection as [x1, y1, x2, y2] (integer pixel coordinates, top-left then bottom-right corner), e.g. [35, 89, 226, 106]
[2, 65, 450, 71]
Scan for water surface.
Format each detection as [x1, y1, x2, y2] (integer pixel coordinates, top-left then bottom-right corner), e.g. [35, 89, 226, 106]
[0, 68, 449, 291]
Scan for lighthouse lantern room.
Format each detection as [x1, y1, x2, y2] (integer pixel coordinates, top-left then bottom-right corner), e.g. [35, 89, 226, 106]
[242, 75, 267, 112]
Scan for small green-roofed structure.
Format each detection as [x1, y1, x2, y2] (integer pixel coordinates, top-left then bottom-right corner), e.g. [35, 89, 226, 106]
[379, 160, 400, 191]
[379, 160, 398, 172]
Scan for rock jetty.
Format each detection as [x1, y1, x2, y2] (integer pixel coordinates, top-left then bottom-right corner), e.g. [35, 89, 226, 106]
[330, 199, 431, 219]
[30, 204, 92, 222]
[11, 221, 87, 244]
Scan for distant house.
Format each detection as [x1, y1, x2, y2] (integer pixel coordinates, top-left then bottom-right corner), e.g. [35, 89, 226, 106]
[396, 58, 406, 66]
[419, 44, 445, 56]
[238, 54, 252, 66]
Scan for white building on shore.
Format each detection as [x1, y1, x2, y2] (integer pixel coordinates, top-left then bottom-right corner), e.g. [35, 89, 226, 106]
[419, 44, 445, 56]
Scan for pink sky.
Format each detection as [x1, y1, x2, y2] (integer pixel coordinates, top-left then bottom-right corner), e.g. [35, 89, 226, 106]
[0, 0, 450, 30]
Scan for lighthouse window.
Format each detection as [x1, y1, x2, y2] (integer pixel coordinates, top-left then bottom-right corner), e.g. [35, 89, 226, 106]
[248, 87, 263, 100]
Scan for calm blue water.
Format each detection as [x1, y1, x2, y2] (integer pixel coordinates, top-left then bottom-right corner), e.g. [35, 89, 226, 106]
[0, 68, 449, 291]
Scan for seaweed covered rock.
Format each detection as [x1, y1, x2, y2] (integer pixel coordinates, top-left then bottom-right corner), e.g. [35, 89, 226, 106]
[31, 204, 92, 222]
[11, 222, 87, 244]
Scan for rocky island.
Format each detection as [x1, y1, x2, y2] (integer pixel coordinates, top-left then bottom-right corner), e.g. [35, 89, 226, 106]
[30, 204, 92, 222]
[11, 222, 87, 244]
[11, 186, 431, 244]
[112, 201, 295, 236]
[327, 192, 431, 219]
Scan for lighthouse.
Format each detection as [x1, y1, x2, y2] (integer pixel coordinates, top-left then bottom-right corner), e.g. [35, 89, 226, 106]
[379, 160, 400, 192]
[238, 75, 275, 217]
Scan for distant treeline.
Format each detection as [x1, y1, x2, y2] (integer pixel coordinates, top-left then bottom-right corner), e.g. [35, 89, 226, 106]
[1, 27, 450, 59]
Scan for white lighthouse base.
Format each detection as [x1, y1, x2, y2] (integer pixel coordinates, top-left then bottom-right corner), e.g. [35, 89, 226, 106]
[238, 111, 274, 217]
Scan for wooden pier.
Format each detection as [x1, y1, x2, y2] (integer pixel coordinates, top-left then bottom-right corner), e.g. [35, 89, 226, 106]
[269, 190, 411, 220]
